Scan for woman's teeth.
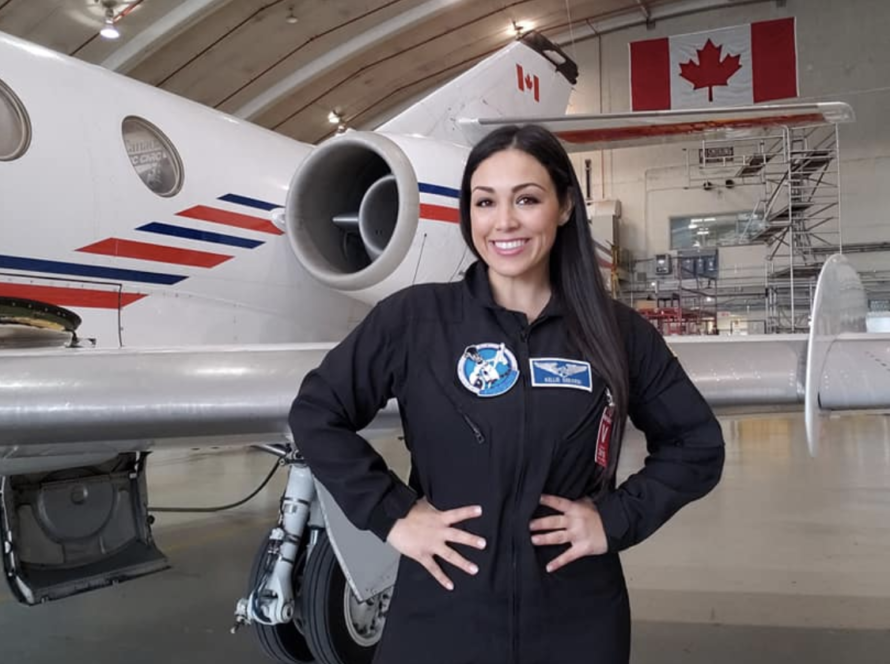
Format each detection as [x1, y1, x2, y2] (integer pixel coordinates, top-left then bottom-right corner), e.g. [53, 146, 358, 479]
[493, 240, 526, 250]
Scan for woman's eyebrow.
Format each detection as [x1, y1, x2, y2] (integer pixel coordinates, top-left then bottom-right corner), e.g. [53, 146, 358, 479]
[472, 182, 546, 193]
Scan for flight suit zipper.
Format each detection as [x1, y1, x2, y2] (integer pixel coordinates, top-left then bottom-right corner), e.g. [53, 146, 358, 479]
[511, 322, 537, 664]
[461, 411, 485, 445]
[432, 370, 486, 444]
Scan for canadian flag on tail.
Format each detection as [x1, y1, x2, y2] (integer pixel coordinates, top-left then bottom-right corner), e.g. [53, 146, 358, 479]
[516, 64, 540, 102]
[630, 17, 797, 110]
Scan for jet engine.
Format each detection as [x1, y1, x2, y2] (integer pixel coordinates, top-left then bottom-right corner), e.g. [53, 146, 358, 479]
[284, 131, 470, 304]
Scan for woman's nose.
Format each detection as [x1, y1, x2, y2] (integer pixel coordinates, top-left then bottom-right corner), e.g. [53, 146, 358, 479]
[494, 204, 519, 231]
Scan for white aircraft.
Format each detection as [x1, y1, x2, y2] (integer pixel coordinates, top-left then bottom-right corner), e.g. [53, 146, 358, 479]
[0, 28, 886, 664]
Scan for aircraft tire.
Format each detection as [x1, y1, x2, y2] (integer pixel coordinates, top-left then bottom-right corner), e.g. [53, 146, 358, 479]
[249, 530, 315, 664]
[302, 530, 386, 664]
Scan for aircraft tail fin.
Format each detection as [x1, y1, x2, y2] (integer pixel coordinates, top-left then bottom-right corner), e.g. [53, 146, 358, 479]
[377, 31, 577, 145]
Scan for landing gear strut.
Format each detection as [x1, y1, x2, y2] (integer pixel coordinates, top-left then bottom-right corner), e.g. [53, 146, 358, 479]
[233, 451, 388, 664]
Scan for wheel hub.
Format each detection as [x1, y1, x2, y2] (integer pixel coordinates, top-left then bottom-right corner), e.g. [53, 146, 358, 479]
[343, 586, 391, 647]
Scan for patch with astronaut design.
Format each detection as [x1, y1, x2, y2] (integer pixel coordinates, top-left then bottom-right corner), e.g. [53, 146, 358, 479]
[457, 343, 520, 397]
[529, 357, 593, 392]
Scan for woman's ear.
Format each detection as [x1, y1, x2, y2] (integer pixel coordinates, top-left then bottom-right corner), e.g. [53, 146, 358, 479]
[558, 202, 574, 227]
[558, 188, 576, 226]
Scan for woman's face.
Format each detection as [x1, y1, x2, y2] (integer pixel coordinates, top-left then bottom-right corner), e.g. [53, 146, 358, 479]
[469, 148, 571, 284]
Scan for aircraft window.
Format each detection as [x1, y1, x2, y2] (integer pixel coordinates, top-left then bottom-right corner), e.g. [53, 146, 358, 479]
[0, 78, 31, 161]
[121, 116, 183, 197]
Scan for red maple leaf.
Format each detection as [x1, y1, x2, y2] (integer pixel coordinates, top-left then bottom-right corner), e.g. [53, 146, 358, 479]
[679, 39, 743, 103]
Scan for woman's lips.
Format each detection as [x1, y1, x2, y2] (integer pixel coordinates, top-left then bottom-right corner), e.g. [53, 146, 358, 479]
[490, 239, 529, 256]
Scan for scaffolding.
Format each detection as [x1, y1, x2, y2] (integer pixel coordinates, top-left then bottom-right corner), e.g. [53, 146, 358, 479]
[617, 121, 890, 334]
[690, 122, 843, 332]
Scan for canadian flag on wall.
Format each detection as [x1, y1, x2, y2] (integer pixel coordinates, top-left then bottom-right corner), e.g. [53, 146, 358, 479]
[630, 17, 798, 110]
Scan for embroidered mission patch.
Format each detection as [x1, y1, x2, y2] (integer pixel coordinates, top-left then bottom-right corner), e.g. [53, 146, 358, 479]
[457, 343, 520, 397]
[529, 358, 593, 391]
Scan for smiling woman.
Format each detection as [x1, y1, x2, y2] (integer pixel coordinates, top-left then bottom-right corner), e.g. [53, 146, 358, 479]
[467, 148, 572, 313]
[289, 124, 725, 664]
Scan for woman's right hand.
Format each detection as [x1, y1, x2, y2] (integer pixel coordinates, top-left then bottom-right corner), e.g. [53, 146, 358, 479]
[386, 498, 486, 590]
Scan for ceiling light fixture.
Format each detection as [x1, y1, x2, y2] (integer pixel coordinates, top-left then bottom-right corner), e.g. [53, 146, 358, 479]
[286, 6, 298, 24]
[508, 19, 526, 38]
[100, 10, 120, 39]
[99, 3, 120, 40]
[327, 110, 343, 125]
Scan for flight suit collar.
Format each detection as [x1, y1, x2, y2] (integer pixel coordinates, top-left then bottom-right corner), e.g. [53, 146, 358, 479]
[463, 261, 564, 321]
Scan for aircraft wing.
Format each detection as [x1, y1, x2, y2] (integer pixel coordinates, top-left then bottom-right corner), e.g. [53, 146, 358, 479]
[0, 343, 405, 476]
[457, 102, 855, 150]
[0, 341, 407, 605]
[1, 256, 886, 472]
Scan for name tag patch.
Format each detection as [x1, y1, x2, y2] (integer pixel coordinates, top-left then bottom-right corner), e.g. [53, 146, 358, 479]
[529, 358, 593, 392]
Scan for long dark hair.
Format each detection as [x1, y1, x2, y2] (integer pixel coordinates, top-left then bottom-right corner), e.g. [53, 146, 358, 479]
[458, 125, 629, 496]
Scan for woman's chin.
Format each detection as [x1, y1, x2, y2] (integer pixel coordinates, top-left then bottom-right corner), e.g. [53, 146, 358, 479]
[486, 258, 546, 281]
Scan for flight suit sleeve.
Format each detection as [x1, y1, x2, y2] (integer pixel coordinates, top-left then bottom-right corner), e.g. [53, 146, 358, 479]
[595, 304, 725, 552]
[288, 295, 417, 542]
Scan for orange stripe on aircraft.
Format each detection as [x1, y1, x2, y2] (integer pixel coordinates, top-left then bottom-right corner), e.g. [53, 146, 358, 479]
[77, 238, 233, 268]
[177, 205, 284, 235]
[419, 203, 460, 224]
[0, 284, 146, 309]
[555, 113, 825, 144]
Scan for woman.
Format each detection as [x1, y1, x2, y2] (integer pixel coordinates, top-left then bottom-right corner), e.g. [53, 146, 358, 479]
[289, 125, 725, 664]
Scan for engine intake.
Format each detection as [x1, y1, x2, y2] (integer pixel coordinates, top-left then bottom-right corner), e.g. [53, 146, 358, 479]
[285, 132, 419, 292]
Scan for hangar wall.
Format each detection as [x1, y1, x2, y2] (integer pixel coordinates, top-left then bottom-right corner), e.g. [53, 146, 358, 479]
[566, 0, 890, 274]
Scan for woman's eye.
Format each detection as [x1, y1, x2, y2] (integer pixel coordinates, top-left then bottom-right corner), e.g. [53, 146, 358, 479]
[474, 198, 493, 208]
[517, 195, 539, 206]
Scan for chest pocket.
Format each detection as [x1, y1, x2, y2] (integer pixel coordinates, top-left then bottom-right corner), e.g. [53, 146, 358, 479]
[538, 384, 609, 497]
[558, 386, 608, 446]
[429, 365, 488, 445]
[403, 362, 499, 506]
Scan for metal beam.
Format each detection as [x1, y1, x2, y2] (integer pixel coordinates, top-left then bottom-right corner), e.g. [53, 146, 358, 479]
[101, 0, 232, 73]
[553, 0, 775, 41]
[234, 0, 463, 121]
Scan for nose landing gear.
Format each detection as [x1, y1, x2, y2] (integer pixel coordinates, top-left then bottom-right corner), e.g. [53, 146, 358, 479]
[234, 453, 387, 664]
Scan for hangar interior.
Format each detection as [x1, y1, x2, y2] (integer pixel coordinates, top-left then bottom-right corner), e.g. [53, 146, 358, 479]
[1, 1, 889, 663]
[563, 0, 890, 336]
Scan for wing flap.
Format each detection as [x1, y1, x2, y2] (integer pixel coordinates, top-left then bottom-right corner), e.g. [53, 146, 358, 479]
[458, 102, 855, 150]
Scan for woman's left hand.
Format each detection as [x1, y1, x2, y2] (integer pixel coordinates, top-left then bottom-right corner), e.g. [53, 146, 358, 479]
[529, 494, 609, 572]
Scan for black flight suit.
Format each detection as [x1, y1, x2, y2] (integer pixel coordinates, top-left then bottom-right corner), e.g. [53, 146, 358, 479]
[289, 261, 725, 664]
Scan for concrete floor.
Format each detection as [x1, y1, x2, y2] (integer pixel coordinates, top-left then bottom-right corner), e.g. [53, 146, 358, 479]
[1, 412, 889, 663]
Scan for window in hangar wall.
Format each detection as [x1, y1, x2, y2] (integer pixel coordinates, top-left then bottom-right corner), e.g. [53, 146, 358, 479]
[669, 211, 761, 250]
[121, 116, 183, 197]
[0, 77, 31, 161]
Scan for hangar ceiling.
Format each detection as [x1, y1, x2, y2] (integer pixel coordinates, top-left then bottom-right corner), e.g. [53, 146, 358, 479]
[0, 0, 752, 144]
